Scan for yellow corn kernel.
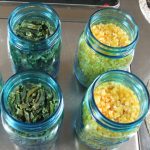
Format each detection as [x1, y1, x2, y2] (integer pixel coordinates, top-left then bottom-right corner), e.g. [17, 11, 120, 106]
[94, 82, 140, 123]
[91, 23, 130, 47]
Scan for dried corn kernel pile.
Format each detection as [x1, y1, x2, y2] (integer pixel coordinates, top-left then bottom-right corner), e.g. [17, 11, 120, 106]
[94, 82, 140, 123]
[91, 23, 130, 47]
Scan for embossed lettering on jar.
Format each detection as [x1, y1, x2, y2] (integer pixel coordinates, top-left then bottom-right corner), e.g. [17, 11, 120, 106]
[8, 3, 62, 77]
[74, 8, 139, 87]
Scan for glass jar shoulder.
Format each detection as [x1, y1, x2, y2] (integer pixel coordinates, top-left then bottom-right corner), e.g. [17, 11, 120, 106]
[76, 33, 134, 86]
[8, 39, 61, 76]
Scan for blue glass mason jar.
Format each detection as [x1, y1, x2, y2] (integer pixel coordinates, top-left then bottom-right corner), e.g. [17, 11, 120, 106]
[8, 3, 62, 77]
[74, 70, 149, 149]
[1, 71, 64, 150]
[74, 8, 139, 87]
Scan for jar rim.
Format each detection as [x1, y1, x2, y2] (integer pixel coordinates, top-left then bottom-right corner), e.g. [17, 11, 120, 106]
[87, 8, 139, 56]
[90, 70, 149, 130]
[1, 71, 64, 132]
[8, 2, 61, 51]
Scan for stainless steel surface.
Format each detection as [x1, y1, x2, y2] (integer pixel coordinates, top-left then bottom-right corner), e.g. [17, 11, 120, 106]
[0, 0, 150, 149]
[145, 80, 150, 136]
[1, 0, 120, 8]
[138, 81, 150, 150]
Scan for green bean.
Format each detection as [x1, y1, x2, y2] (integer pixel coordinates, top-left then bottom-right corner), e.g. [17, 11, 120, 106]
[8, 82, 58, 123]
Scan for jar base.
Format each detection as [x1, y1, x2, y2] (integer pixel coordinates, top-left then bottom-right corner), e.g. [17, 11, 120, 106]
[13, 142, 56, 150]
[74, 130, 119, 150]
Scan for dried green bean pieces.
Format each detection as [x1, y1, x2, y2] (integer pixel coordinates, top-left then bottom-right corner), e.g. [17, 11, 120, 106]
[14, 19, 55, 41]
[9, 38, 61, 74]
[10, 18, 61, 75]
[8, 83, 58, 123]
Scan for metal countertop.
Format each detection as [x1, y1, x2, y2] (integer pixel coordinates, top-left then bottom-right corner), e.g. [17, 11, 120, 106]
[0, 0, 150, 150]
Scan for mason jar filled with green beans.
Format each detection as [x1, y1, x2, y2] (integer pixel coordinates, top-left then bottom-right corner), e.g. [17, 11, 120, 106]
[1, 71, 64, 150]
[8, 3, 62, 77]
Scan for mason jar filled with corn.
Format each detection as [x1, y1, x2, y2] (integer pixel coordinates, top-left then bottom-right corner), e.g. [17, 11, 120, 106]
[74, 8, 139, 87]
[74, 70, 149, 150]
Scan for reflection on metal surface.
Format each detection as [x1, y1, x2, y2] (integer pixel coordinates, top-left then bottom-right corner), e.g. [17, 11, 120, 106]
[145, 80, 150, 136]
[13, 143, 56, 150]
[0, 73, 3, 93]
[138, 80, 150, 150]
[146, 115, 150, 135]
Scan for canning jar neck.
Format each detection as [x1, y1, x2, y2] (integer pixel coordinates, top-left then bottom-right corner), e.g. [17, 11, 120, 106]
[1, 71, 64, 132]
[84, 8, 139, 58]
[87, 70, 149, 132]
[8, 3, 61, 52]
